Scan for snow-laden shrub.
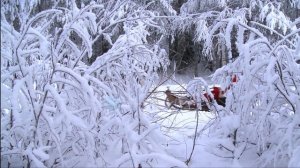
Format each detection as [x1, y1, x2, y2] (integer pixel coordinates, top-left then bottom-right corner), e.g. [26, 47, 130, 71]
[1, 1, 185, 167]
[85, 20, 186, 167]
[174, 1, 300, 166]
[209, 15, 300, 168]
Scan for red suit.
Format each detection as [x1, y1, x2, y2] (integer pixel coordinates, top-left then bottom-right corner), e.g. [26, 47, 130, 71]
[203, 86, 223, 102]
[211, 86, 222, 100]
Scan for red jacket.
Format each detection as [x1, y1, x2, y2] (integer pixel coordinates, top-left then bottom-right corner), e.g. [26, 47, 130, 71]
[203, 74, 238, 102]
[211, 87, 222, 100]
[203, 86, 223, 102]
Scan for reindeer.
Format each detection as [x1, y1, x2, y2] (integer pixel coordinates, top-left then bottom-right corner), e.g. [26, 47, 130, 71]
[165, 89, 181, 108]
[164, 89, 196, 109]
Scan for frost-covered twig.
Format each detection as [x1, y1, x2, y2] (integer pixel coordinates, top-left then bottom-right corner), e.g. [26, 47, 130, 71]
[185, 110, 200, 165]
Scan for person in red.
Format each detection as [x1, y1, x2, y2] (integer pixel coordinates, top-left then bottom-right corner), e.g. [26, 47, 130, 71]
[201, 74, 238, 108]
[202, 86, 226, 107]
[213, 74, 238, 106]
[211, 86, 226, 107]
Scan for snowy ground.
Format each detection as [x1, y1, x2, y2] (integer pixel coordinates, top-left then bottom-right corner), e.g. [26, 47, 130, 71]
[144, 71, 254, 167]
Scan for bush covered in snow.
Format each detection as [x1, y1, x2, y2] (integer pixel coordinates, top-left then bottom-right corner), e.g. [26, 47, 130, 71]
[1, 0, 185, 167]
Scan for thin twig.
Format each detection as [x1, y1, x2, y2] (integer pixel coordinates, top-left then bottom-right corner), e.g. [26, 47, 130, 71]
[185, 109, 199, 165]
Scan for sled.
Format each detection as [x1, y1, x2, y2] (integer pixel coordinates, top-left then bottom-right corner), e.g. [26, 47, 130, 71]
[162, 74, 238, 111]
[164, 89, 211, 111]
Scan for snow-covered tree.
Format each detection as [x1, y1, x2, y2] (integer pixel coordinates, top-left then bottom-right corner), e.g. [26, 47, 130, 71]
[172, 0, 299, 70]
[1, 0, 186, 167]
[209, 20, 300, 167]
[169, 0, 300, 167]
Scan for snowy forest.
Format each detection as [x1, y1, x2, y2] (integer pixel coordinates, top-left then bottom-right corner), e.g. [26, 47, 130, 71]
[1, 0, 300, 167]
